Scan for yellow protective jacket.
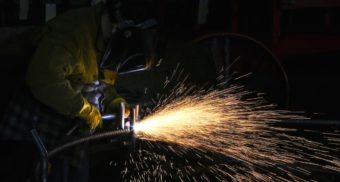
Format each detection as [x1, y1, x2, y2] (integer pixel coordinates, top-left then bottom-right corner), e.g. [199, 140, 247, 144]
[26, 4, 119, 117]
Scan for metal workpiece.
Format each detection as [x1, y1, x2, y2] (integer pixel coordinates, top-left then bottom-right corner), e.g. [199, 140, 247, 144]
[94, 103, 141, 131]
[31, 128, 133, 182]
[131, 104, 140, 130]
[30, 103, 141, 182]
[30, 129, 48, 182]
[131, 108, 136, 130]
[102, 114, 117, 121]
[48, 129, 132, 158]
[135, 104, 140, 122]
[120, 102, 125, 130]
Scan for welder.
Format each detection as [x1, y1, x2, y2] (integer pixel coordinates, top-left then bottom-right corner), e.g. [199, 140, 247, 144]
[0, 0, 160, 181]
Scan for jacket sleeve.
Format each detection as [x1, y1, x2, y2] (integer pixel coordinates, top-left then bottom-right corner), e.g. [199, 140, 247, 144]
[26, 39, 84, 117]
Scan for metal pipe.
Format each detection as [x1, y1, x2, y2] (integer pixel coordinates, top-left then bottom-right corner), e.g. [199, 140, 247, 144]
[30, 129, 48, 182]
[135, 104, 140, 122]
[31, 120, 134, 181]
[48, 129, 132, 158]
[120, 102, 125, 129]
[130, 104, 139, 130]
[102, 114, 117, 121]
[131, 108, 136, 130]
[66, 114, 118, 136]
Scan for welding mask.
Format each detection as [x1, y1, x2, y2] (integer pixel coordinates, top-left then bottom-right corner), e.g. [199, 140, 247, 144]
[100, 0, 161, 75]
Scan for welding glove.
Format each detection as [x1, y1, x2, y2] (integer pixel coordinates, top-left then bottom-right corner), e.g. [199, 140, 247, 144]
[101, 85, 131, 119]
[103, 97, 130, 119]
[76, 98, 102, 130]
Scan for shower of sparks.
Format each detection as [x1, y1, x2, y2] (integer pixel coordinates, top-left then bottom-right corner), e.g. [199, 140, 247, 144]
[119, 64, 340, 181]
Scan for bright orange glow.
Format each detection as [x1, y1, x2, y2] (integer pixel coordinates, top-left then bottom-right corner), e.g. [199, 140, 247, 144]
[127, 85, 340, 181]
[135, 86, 297, 150]
[120, 64, 340, 181]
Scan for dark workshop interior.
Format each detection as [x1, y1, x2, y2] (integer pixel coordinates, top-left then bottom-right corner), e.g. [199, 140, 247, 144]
[1, 0, 340, 181]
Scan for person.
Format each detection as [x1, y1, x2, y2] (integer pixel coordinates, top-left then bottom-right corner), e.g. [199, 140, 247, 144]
[0, 0, 160, 181]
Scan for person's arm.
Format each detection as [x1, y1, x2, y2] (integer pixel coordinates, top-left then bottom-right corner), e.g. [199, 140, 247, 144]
[26, 39, 102, 129]
[27, 41, 83, 116]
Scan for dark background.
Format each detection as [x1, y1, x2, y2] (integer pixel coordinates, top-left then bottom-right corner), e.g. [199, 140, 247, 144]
[1, 0, 340, 119]
[1, 1, 340, 181]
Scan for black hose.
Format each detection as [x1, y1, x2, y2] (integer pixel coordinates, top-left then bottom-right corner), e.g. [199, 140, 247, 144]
[48, 129, 132, 158]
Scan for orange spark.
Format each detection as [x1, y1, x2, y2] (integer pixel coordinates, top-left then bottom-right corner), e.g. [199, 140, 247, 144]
[127, 85, 340, 181]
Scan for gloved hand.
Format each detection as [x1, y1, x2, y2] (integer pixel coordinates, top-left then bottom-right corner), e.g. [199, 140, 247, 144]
[77, 98, 102, 130]
[103, 97, 130, 119]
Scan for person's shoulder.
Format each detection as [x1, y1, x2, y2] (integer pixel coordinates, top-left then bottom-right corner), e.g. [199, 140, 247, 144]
[64, 2, 103, 17]
[46, 4, 101, 31]
[59, 6, 97, 20]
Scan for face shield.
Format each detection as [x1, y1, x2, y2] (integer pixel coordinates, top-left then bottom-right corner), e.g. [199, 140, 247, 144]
[100, 18, 160, 75]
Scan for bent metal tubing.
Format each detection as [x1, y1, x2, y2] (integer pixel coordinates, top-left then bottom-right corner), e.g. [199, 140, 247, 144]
[30, 105, 139, 182]
[48, 129, 132, 157]
[30, 128, 133, 182]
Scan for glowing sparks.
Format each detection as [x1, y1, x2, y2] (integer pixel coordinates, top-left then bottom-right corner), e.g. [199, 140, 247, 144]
[117, 63, 340, 181]
[123, 85, 340, 181]
[135, 85, 296, 149]
[135, 93, 223, 142]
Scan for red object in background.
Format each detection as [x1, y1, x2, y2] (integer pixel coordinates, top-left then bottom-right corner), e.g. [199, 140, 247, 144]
[271, 0, 340, 60]
[272, 35, 340, 59]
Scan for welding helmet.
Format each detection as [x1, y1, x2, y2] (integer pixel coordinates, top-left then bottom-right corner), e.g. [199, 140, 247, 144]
[100, 0, 161, 75]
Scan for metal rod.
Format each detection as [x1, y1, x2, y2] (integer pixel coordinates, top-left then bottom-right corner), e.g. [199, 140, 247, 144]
[131, 108, 136, 130]
[30, 129, 48, 182]
[48, 129, 132, 158]
[102, 114, 117, 121]
[120, 102, 125, 129]
[135, 104, 140, 122]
